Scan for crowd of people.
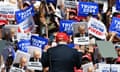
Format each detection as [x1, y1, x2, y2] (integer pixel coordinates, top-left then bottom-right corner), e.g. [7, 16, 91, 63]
[0, 0, 120, 72]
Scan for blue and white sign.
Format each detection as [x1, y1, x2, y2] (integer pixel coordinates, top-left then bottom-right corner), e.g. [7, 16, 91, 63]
[116, 0, 120, 11]
[15, 5, 34, 23]
[27, 62, 43, 71]
[98, 63, 110, 72]
[78, 2, 98, 16]
[16, 32, 31, 41]
[60, 20, 75, 35]
[18, 16, 35, 33]
[109, 17, 120, 38]
[111, 64, 120, 72]
[31, 36, 48, 49]
[17, 40, 31, 52]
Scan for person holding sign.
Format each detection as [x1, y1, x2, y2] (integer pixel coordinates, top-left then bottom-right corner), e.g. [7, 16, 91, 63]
[30, 50, 43, 72]
[75, 24, 88, 37]
[30, 50, 41, 62]
[13, 56, 29, 72]
[41, 32, 82, 72]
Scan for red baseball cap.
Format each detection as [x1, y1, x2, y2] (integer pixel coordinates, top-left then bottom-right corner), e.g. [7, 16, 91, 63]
[56, 32, 69, 43]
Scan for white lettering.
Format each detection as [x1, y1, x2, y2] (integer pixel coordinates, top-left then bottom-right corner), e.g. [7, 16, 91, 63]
[81, 4, 97, 13]
[31, 38, 46, 48]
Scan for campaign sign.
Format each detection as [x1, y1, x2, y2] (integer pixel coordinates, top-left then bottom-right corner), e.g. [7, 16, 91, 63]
[15, 5, 34, 23]
[16, 33, 31, 41]
[73, 22, 89, 45]
[88, 17, 107, 39]
[13, 50, 31, 64]
[60, 20, 75, 35]
[0, 2, 19, 20]
[78, 2, 98, 16]
[0, 20, 8, 25]
[18, 16, 35, 33]
[111, 64, 120, 72]
[64, 1, 77, 8]
[17, 40, 31, 52]
[31, 36, 48, 49]
[98, 63, 110, 72]
[109, 17, 120, 38]
[82, 62, 94, 72]
[27, 62, 43, 71]
[74, 37, 89, 45]
[27, 46, 42, 57]
[10, 67, 25, 72]
[116, 0, 120, 11]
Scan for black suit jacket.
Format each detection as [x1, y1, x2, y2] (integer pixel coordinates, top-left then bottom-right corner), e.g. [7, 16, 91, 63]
[75, 32, 88, 37]
[30, 57, 41, 62]
[30, 57, 34, 61]
[41, 44, 82, 72]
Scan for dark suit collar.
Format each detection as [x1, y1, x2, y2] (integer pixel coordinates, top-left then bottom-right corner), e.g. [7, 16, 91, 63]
[34, 58, 40, 62]
[57, 44, 68, 47]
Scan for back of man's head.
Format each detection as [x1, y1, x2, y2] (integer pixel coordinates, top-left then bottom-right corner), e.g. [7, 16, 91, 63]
[56, 32, 69, 44]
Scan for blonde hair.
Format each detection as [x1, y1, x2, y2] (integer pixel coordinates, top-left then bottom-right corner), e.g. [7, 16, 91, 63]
[78, 24, 86, 30]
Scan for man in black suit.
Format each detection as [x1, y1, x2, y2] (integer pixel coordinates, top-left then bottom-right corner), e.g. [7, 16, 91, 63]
[41, 32, 82, 72]
[75, 24, 88, 37]
[30, 50, 42, 72]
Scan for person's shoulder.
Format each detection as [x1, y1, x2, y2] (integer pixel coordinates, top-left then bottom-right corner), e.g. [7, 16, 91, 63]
[71, 48, 78, 52]
[47, 46, 57, 52]
[75, 33, 80, 37]
[47, 44, 69, 51]
[30, 57, 34, 61]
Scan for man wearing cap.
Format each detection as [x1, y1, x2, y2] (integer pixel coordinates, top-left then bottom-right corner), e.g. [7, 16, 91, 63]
[41, 32, 82, 72]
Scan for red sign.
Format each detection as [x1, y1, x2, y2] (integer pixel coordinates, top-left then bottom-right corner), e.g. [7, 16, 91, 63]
[0, 20, 8, 25]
